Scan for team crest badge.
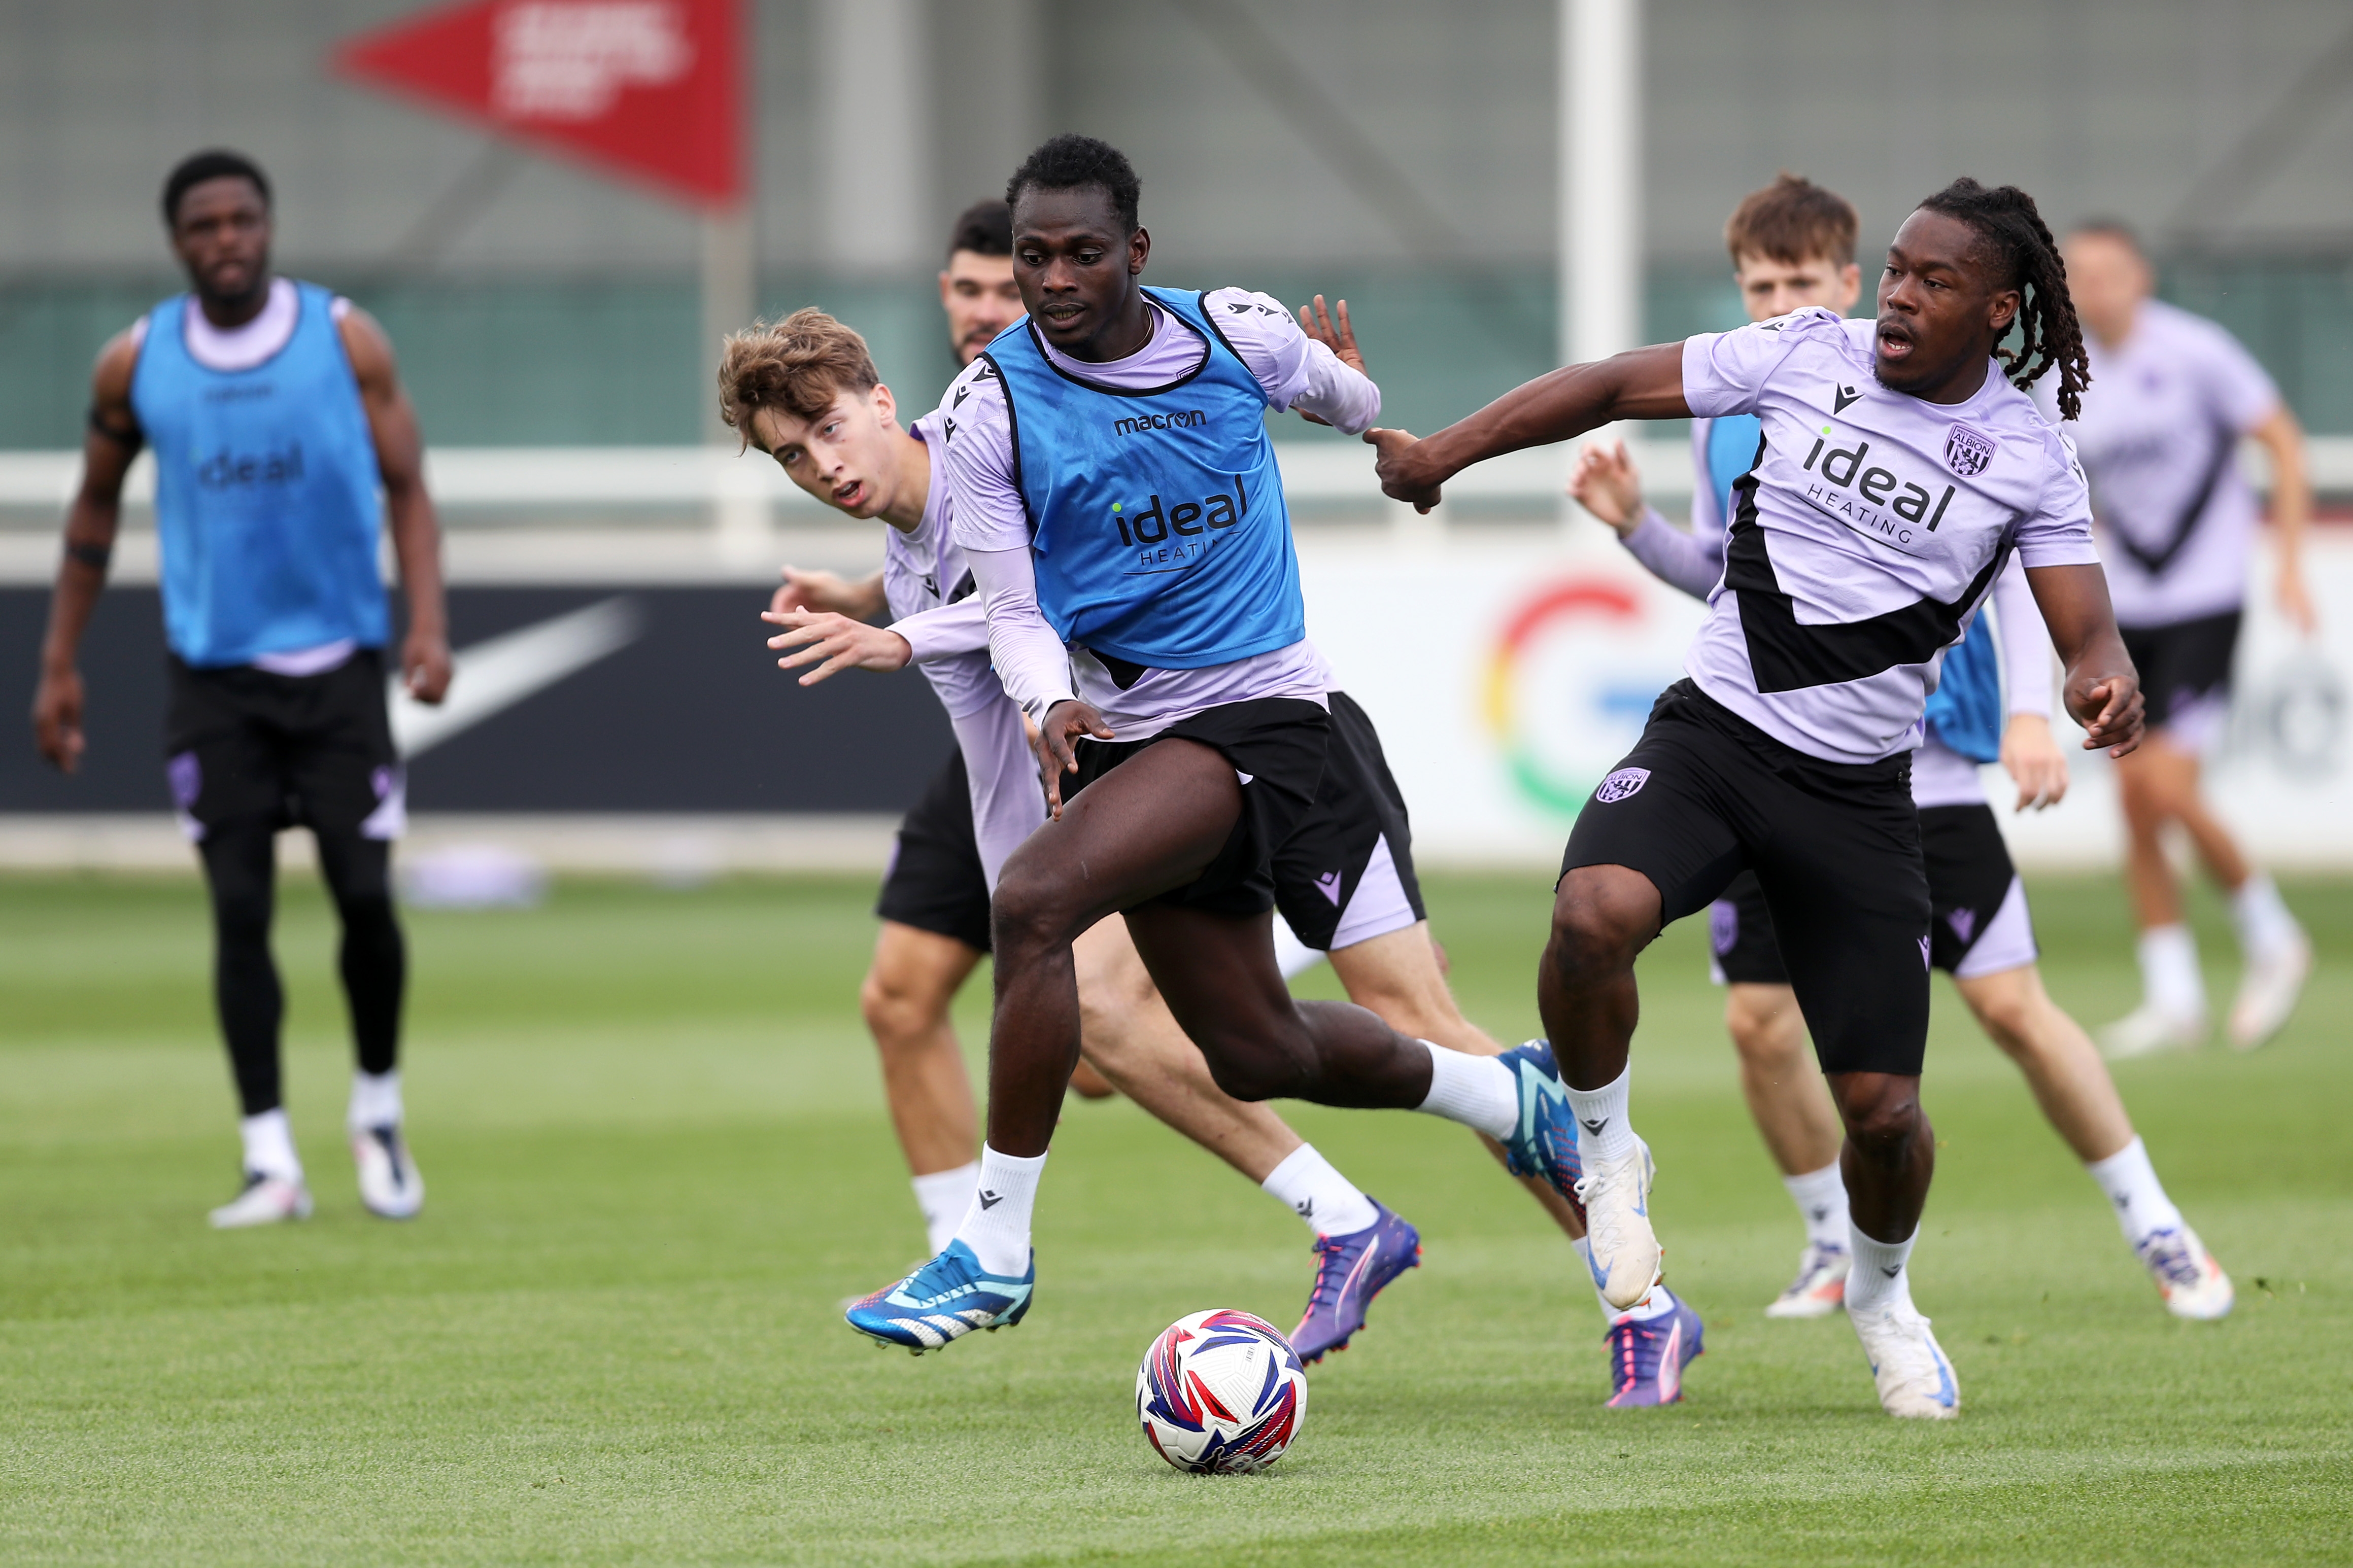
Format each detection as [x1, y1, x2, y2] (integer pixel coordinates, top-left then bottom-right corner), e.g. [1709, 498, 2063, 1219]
[1594, 767, 1650, 804]
[1943, 424, 1998, 477]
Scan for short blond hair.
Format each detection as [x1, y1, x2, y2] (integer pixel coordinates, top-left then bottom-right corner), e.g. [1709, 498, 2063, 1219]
[717, 307, 880, 449]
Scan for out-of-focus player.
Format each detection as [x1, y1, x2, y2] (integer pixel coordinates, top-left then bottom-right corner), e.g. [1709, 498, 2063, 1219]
[30, 151, 447, 1226]
[2044, 222, 2315, 1056]
[1572, 176, 2229, 1323]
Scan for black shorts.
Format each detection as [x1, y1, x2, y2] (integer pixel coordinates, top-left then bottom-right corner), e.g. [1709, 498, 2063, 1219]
[1564, 680, 1929, 1077]
[1708, 804, 2035, 987]
[1066, 697, 1329, 918]
[164, 650, 403, 842]
[875, 748, 994, 953]
[1271, 692, 1427, 950]
[2120, 610, 2240, 734]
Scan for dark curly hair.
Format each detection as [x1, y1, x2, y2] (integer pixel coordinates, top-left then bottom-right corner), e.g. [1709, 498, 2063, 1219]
[1915, 177, 2092, 421]
[1006, 134, 1141, 234]
[162, 149, 271, 226]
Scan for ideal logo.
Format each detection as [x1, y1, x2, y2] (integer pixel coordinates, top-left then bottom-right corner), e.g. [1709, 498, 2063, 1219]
[1112, 474, 1250, 547]
[195, 442, 306, 489]
[1112, 409, 1205, 437]
[1799, 428, 1955, 547]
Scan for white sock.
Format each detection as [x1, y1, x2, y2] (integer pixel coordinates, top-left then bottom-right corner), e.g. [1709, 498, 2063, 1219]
[347, 1069, 403, 1132]
[1573, 1238, 1677, 1322]
[1564, 1063, 1635, 1163]
[1260, 1144, 1379, 1236]
[2138, 924, 2206, 1017]
[240, 1109, 303, 1183]
[1844, 1223, 1918, 1316]
[2086, 1136, 2185, 1248]
[1784, 1161, 1851, 1250]
[951, 1145, 1045, 1277]
[2230, 873, 2302, 960]
[1415, 1042, 1517, 1141]
[911, 1161, 980, 1257]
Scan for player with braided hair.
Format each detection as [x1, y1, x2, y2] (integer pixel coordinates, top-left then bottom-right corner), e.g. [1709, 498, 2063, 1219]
[1376, 180, 2146, 1418]
[1915, 178, 2091, 421]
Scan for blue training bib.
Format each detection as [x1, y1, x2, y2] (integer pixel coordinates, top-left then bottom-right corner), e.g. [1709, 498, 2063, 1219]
[983, 288, 1304, 670]
[131, 282, 387, 668]
[1923, 610, 2004, 762]
[1706, 412, 1762, 524]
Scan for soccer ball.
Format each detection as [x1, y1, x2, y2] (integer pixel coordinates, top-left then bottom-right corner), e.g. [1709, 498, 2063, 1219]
[1135, 1309, 1308, 1474]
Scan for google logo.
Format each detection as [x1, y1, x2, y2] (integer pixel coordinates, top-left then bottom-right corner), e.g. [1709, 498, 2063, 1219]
[1483, 576, 1677, 814]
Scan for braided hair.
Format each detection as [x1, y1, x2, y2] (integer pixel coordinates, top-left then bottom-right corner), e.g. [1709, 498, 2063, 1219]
[1916, 178, 2091, 421]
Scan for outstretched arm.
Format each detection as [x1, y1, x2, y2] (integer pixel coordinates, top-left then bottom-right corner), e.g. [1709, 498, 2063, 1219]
[32, 331, 144, 773]
[340, 307, 450, 704]
[2025, 563, 2144, 759]
[1371, 342, 1690, 511]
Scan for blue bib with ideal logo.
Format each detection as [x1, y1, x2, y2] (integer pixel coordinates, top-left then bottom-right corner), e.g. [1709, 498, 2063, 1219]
[982, 287, 1303, 669]
[1923, 609, 2003, 762]
[131, 282, 387, 668]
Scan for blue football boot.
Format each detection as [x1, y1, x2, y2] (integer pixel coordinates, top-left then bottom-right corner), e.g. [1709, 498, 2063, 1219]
[843, 1240, 1034, 1354]
[1290, 1200, 1422, 1364]
[1604, 1290, 1704, 1408]
[1495, 1039, 1585, 1220]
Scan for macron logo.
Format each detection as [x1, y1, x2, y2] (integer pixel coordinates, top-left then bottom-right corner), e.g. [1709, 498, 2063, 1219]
[977, 1191, 1003, 1210]
[1113, 409, 1206, 437]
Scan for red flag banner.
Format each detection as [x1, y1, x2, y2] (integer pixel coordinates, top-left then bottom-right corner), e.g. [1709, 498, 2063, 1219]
[333, 0, 743, 208]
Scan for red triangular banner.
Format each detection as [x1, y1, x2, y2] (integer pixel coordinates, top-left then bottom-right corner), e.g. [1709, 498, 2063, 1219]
[332, 0, 743, 208]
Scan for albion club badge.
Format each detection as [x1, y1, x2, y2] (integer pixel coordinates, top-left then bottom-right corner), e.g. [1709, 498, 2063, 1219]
[1943, 423, 1998, 477]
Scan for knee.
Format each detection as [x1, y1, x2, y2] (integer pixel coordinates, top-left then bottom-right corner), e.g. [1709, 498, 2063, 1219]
[859, 966, 943, 1053]
[1199, 1046, 1298, 1104]
[990, 859, 1083, 961]
[1545, 871, 1654, 987]
[1726, 990, 1804, 1067]
[1837, 1080, 1924, 1159]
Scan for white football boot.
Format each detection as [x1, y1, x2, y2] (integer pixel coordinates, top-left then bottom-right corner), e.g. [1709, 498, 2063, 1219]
[1575, 1137, 1662, 1311]
[2228, 934, 2310, 1052]
[351, 1124, 425, 1219]
[1849, 1301, 1959, 1419]
[209, 1173, 314, 1229]
[2099, 1002, 2207, 1060]
[2136, 1226, 2234, 1320]
[1764, 1239, 1851, 1318]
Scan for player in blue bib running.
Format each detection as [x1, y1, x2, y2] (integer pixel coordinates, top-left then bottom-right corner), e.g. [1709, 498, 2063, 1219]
[1378, 179, 2147, 1418]
[1571, 176, 2228, 1326]
[840, 136, 1598, 1358]
[32, 151, 448, 1229]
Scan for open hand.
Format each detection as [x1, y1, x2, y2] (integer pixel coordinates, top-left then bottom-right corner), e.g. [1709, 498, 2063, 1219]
[1294, 295, 1364, 428]
[1367, 427, 1443, 513]
[1998, 713, 2069, 811]
[2065, 671, 2144, 758]
[1035, 699, 1115, 819]
[763, 609, 911, 685]
[1567, 439, 1645, 536]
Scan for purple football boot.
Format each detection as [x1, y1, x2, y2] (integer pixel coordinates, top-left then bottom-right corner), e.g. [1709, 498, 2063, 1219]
[1290, 1200, 1422, 1364]
[1604, 1291, 1705, 1408]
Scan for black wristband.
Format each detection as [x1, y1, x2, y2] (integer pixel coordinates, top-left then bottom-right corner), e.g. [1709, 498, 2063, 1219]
[66, 540, 113, 572]
[86, 406, 143, 449]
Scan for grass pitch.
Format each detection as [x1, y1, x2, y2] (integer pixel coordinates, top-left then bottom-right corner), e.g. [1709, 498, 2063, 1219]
[1, 868, 2347, 1565]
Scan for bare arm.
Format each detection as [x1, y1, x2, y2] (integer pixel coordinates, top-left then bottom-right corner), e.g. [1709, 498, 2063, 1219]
[770, 566, 888, 621]
[2025, 563, 2144, 759]
[31, 332, 144, 773]
[2250, 404, 2314, 634]
[339, 308, 450, 704]
[1371, 342, 1690, 511]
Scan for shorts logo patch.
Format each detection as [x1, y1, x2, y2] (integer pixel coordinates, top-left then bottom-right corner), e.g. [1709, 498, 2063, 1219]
[1709, 898, 1738, 956]
[1315, 869, 1344, 905]
[1918, 935, 1933, 968]
[167, 751, 201, 810]
[1593, 767, 1651, 804]
[1946, 908, 1977, 946]
[1943, 423, 1998, 477]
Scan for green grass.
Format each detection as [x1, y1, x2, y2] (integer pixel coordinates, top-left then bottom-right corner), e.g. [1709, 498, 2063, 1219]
[1, 869, 2347, 1565]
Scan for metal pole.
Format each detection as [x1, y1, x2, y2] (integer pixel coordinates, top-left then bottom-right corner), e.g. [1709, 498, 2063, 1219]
[1558, 0, 1641, 537]
[703, 207, 768, 568]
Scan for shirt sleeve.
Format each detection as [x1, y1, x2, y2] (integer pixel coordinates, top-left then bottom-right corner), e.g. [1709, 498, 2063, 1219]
[2015, 431, 2103, 568]
[1989, 553, 2053, 719]
[1619, 509, 1724, 600]
[965, 545, 1076, 722]
[1201, 287, 1382, 435]
[891, 599, 993, 663]
[939, 363, 1032, 554]
[2196, 320, 2283, 434]
[1680, 308, 1825, 419]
